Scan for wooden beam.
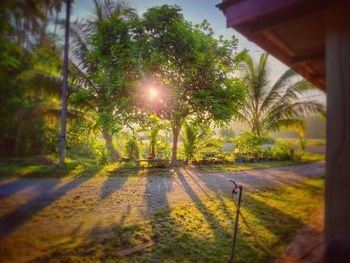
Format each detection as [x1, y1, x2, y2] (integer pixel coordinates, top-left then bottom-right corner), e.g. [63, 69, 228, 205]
[292, 50, 325, 65]
[261, 30, 295, 57]
[249, 2, 326, 33]
[310, 73, 325, 80]
[224, 0, 304, 27]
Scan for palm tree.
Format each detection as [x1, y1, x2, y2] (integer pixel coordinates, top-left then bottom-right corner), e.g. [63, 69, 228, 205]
[23, 0, 137, 162]
[59, 0, 71, 166]
[17, 46, 86, 156]
[66, 0, 137, 162]
[235, 52, 325, 136]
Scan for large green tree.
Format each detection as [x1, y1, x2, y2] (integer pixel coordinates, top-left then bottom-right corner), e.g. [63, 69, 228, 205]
[66, 0, 140, 161]
[235, 52, 325, 136]
[139, 5, 244, 165]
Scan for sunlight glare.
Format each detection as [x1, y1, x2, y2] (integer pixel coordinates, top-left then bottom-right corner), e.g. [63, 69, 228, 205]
[149, 87, 158, 99]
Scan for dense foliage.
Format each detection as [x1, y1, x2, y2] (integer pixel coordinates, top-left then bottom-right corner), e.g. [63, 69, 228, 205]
[136, 5, 244, 164]
[0, 0, 63, 156]
[0, 0, 324, 167]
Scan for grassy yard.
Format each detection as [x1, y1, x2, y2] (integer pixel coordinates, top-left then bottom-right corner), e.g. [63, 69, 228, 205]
[0, 153, 324, 178]
[196, 152, 325, 173]
[24, 177, 324, 263]
[276, 138, 326, 147]
[0, 158, 173, 178]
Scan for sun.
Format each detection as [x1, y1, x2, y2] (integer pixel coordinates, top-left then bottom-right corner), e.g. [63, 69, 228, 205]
[149, 87, 158, 99]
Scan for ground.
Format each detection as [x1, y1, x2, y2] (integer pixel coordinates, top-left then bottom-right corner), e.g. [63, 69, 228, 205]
[0, 161, 325, 262]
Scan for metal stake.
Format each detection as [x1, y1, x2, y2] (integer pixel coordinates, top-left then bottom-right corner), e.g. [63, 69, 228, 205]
[229, 181, 243, 263]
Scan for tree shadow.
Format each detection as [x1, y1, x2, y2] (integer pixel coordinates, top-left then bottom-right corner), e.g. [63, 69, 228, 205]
[23, 169, 311, 263]
[242, 195, 304, 242]
[0, 177, 56, 201]
[174, 168, 231, 240]
[0, 162, 94, 200]
[99, 176, 127, 199]
[0, 176, 90, 239]
[2, 165, 321, 262]
[144, 173, 172, 214]
[186, 167, 308, 257]
[0, 164, 108, 240]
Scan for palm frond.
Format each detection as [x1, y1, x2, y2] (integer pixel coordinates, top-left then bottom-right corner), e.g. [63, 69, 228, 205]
[265, 118, 305, 132]
[259, 69, 296, 112]
[236, 52, 325, 135]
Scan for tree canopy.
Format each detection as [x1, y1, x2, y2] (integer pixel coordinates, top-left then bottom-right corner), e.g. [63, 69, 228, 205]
[136, 5, 244, 165]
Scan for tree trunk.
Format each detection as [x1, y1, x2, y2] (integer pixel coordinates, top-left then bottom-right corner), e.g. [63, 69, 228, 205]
[14, 123, 22, 156]
[58, 0, 71, 166]
[149, 141, 155, 158]
[102, 129, 120, 162]
[171, 125, 181, 166]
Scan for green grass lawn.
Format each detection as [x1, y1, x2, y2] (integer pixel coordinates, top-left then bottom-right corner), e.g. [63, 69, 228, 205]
[276, 138, 326, 147]
[29, 177, 324, 263]
[0, 158, 173, 178]
[196, 152, 325, 173]
[0, 152, 324, 178]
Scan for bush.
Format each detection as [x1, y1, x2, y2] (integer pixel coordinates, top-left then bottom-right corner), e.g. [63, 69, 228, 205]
[265, 143, 294, 160]
[233, 132, 272, 154]
[121, 160, 137, 169]
[66, 125, 111, 164]
[125, 138, 139, 161]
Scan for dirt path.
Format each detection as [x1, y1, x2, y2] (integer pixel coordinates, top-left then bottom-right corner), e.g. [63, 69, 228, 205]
[0, 161, 324, 262]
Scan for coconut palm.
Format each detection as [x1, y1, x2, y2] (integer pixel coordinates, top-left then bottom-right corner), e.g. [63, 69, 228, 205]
[16, 46, 86, 156]
[66, 0, 138, 161]
[235, 52, 325, 136]
[22, 0, 138, 162]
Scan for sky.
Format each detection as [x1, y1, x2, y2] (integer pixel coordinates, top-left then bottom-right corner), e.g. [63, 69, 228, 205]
[68, 0, 325, 102]
[70, 0, 288, 81]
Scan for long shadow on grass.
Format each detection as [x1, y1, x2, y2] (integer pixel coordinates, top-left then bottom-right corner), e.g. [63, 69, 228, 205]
[0, 178, 54, 200]
[99, 176, 127, 199]
[145, 173, 172, 214]
[0, 177, 90, 239]
[242, 195, 304, 243]
[175, 169, 231, 237]
[0, 165, 106, 239]
[0, 163, 85, 200]
[28, 171, 288, 263]
[187, 168, 310, 259]
[22, 168, 316, 262]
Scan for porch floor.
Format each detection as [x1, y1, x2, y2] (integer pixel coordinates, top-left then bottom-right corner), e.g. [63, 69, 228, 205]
[276, 207, 324, 263]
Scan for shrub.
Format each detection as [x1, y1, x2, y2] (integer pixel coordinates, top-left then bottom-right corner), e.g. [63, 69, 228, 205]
[125, 137, 139, 161]
[121, 160, 137, 169]
[265, 143, 294, 160]
[233, 132, 272, 155]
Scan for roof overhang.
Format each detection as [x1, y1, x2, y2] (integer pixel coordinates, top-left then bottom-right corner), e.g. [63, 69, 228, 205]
[217, 0, 327, 90]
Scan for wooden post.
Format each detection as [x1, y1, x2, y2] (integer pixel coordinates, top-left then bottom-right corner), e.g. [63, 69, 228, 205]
[325, 3, 350, 261]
